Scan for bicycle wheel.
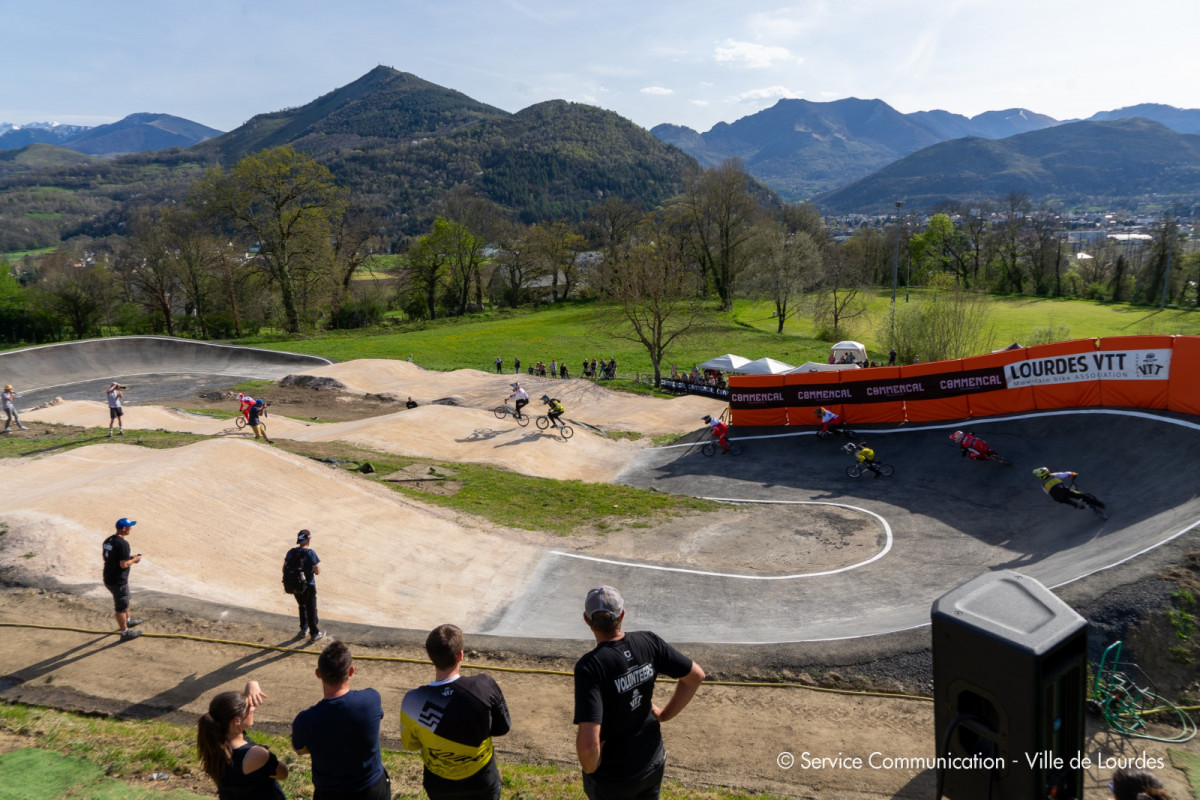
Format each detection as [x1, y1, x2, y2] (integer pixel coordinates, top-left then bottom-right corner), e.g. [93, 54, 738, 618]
[560, 424, 574, 440]
[493, 406, 509, 420]
[845, 464, 863, 478]
[988, 453, 1011, 465]
[535, 415, 550, 430]
[874, 463, 895, 477]
[514, 412, 530, 427]
[727, 441, 742, 455]
[701, 442, 716, 457]
[235, 416, 247, 429]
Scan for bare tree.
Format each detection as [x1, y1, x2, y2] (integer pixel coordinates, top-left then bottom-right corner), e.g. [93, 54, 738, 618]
[598, 211, 704, 386]
[493, 222, 542, 308]
[745, 220, 823, 333]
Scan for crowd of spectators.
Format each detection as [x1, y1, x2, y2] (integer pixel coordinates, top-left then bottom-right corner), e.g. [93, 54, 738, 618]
[669, 365, 727, 388]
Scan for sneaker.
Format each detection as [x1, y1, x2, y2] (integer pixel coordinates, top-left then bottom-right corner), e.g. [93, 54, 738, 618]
[17, 425, 27, 430]
[298, 628, 309, 638]
[120, 629, 142, 641]
[309, 630, 326, 642]
[127, 618, 143, 628]
[118, 429, 124, 436]
[108, 430, 114, 437]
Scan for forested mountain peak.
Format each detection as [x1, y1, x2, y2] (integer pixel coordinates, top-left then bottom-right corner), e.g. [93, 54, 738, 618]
[194, 65, 509, 164]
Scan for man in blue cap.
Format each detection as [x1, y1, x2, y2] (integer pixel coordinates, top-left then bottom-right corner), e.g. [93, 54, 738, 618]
[101, 518, 142, 640]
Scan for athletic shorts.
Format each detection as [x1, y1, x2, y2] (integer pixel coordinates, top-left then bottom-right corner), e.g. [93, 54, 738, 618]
[106, 582, 131, 613]
[109, 407, 124, 419]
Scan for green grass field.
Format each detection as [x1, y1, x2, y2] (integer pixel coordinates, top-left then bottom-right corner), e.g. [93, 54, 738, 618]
[237, 293, 1200, 378]
[0, 703, 782, 800]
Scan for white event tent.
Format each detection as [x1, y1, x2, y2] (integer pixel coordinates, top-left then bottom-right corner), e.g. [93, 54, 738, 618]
[738, 357, 796, 375]
[697, 354, 751, 372]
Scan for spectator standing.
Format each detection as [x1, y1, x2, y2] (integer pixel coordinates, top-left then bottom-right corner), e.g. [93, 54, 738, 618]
[248, 399, 272, 444]
[560, 362, 569, 379]
[106, 382, 126, 436]
[514, 356, 521, 374]
[888, 347, 897, 366]
[494, 356, 503, 374]
[2, 384, 26, 432]
[550, 359, 558, 378]
[292, 641, 389, 800]
[197, 680, 288, 799]
[286, 530, 323, 641]
[573, 586, 704, 800]
[401, 624, 512, 800]
[102, 518, 143, 641]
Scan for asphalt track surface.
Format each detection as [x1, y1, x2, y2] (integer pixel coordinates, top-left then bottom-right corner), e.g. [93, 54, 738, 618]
[0, 336, 332, 406]
[5, 338, 1199, 645]
[484, 410, 1200, 643]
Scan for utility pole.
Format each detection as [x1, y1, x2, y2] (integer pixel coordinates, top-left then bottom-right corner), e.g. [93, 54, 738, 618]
[891, 200, 904, 343]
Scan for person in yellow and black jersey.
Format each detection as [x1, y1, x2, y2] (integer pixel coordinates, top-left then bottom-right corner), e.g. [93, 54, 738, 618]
[400, 624, 511, 800]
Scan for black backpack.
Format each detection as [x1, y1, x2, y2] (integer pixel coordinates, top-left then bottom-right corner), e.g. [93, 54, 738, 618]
[282, 547, 308, 595]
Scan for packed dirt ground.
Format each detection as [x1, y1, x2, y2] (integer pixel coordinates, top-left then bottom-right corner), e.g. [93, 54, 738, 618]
[2, 365, 1199, 798]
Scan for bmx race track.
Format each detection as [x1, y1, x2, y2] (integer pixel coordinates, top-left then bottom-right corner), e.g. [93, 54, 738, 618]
[2, 337, 1198, 647]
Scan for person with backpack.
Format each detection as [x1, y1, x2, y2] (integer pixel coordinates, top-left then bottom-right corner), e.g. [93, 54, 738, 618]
[284, 530, 323, 642]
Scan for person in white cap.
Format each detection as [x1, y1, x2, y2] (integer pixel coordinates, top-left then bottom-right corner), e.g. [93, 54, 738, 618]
[573, 585, 704, 800]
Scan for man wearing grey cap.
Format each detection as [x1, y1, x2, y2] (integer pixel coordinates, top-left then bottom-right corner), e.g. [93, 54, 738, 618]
[573, 585, 704, 799]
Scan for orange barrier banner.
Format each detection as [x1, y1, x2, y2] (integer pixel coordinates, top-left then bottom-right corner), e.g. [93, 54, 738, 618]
[1022, 339, 1101, 410]
[900, 360, 971, 421]
[838, 367, 906, 424]
[783, 371, 847, 427]
[724, 336, 1198, 426]
[728, 374, 789, 426]
[1097, 335, 1173, 409]
[1167, 336, 1200, 416]
[962, 348, 1035, 417]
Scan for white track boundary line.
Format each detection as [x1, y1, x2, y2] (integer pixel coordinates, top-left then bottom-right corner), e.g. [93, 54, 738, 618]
[549, 499, 892, 579]
[657, 408, 1200, 449]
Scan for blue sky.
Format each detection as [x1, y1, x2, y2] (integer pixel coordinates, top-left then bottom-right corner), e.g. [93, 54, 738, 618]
[5, 0, 1200, 133]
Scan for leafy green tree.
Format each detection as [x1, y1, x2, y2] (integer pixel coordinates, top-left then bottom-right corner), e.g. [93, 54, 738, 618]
[677, 159, 761, 311]
[191, 146, 347, 332]
[406, 225, 452, 319]
[35, 252, 112, 339]
[909, 213, 969, 287]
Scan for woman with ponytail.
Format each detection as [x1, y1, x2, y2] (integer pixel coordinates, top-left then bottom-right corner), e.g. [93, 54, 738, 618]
[197, 680, 288, 799]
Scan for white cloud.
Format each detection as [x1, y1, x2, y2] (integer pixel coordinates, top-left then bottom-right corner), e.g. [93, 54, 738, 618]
[640, 86, 675, 96]
[691, 99, 710, 107]
[734, 86, 801, 103]
[714, 39, 797, 69]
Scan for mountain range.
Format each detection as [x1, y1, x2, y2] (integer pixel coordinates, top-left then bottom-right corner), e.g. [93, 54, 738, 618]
[3, 67, 1200, 255]
[0, 114, 221, 156]
[651, 99, 1200, 203]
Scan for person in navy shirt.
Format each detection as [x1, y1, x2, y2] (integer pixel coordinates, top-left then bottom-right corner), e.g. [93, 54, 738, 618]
[292, 641, 389, 800]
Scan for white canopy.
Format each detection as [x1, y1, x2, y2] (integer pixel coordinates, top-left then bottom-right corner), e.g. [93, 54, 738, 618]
[785, 361, 859, 374]
[830, 340, 868, 363]
[697, 353, 751, 371]
[738, 357, 796, 375]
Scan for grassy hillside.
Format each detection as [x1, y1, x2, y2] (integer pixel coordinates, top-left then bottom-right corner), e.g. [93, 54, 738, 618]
[240, 294, 1200, 377]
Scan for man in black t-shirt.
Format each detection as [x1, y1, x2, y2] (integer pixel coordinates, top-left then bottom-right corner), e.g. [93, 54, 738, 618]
[101, 518, 143, 641]
[573, 586, 705, 800]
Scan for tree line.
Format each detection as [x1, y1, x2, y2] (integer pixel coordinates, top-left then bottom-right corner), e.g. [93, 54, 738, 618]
[2, 148, 1196, 383]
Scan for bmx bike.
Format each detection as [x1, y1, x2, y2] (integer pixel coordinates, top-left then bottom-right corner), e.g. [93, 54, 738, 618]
[493, 403, 530, 427]
[1067, 478, 1108, 520]
[816, 424, 856, 441]
[845, 460, 894, 478]
[701, 439, 742, 457]
[534, 415, 574, 439]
